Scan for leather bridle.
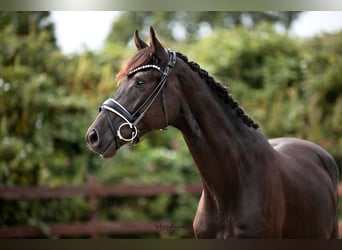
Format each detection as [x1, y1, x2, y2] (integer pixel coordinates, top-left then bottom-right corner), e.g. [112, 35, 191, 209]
[99, 49, 177, 146]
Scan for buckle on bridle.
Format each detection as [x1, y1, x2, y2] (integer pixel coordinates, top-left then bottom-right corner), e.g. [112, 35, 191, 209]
[117, 122, 138, 142]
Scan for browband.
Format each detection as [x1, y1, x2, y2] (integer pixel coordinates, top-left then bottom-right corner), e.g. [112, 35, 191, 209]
[128, 64, 161, 76]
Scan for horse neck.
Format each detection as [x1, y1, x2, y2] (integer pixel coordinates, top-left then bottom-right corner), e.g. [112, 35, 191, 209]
[173, 60, 274, 205]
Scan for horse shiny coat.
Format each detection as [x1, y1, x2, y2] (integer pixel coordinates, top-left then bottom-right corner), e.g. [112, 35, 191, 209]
[86, 27, 339, 238]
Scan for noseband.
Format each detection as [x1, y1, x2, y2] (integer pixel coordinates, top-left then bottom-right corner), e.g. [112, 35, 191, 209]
[99, 49, 177, 146]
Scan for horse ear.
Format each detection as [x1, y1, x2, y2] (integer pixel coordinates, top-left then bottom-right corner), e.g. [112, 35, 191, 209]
[149, 26, 167, 60]
[134, 30, 148, 50]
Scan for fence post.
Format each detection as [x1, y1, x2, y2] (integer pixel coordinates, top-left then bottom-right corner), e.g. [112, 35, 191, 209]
[87, 175, 99, 239]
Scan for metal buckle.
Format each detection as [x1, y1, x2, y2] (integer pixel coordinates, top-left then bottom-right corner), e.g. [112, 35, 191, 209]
[117, 122, 138, 142]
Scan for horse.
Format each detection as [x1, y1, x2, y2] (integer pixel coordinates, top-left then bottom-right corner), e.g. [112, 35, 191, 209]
[85, 27, 339, 238]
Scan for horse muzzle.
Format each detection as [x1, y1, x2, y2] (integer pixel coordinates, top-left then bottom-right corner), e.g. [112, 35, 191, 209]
[85, 127, 115, 158]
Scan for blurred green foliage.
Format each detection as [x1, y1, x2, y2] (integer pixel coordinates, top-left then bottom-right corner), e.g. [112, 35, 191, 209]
[107, 11, 301, 44]
[0, 12, 341, 238]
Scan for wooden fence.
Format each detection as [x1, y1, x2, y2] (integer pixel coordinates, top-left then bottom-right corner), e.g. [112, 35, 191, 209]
[0, 175, 201, 238]
[0, 176, 341, 238]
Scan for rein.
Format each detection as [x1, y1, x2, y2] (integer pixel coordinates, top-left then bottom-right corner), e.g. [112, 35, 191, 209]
[99, 49, 177, 146]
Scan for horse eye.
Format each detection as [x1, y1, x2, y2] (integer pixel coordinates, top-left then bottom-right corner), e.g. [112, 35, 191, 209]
[135, 78, 146, 87]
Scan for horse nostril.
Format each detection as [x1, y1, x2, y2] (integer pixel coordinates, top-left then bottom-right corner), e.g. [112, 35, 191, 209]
[88, 129, 100, 146]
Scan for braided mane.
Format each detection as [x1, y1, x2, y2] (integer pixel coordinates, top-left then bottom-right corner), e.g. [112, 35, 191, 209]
[117, 47, 259, 129]
[176, 52, 259, 129]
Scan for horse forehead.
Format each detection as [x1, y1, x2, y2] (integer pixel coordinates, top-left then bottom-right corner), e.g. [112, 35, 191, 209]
[116, 48, 152, 81]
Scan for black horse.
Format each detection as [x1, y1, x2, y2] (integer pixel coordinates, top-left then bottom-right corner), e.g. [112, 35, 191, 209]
[86, 27, 339, 238]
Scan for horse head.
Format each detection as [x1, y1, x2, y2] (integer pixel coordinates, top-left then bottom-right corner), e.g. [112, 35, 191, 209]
[85, 27, 182, 157]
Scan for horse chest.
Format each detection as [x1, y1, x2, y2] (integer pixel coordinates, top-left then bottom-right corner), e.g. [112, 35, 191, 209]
[193, 209, 233, 238]
[193, 191, 277, 239]
[193, 194, 241, 238]
[194, 206, 275, 239]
